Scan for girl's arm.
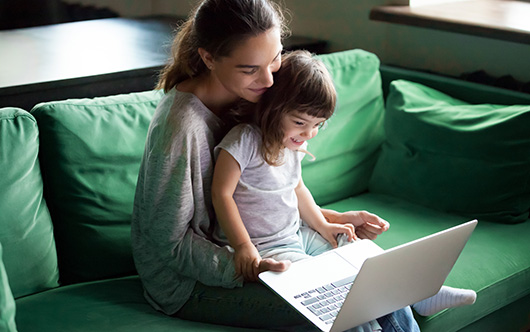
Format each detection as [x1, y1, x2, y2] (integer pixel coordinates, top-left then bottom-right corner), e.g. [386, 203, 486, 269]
[212, 149, 261, 281]
[295, 178, 356, 247]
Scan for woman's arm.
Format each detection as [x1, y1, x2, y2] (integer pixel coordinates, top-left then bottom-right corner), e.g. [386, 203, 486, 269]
[211, 149, 261, 281]
[295, 178, 355, 247]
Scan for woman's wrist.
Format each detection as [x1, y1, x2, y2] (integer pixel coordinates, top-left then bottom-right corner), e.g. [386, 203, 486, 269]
[320, 207, 342, 224]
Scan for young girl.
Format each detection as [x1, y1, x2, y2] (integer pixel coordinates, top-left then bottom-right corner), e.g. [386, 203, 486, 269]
[212, 50, 476, 319]
[212, 50, 354, 278]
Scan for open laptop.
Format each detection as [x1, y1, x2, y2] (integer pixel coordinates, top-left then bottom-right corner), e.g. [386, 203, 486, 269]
[259, 219, 477, 332]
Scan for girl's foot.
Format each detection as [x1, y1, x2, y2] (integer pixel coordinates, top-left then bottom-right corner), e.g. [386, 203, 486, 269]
[413, 286, 476, 316]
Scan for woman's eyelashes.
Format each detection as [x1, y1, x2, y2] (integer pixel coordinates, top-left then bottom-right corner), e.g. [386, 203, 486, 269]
[242, 69, 258, 75]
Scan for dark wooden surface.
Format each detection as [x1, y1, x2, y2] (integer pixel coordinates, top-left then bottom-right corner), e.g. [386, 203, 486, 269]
[370, 0, 530, 45]
[0, 16, 328, 110]
[0, 16, 177, 110]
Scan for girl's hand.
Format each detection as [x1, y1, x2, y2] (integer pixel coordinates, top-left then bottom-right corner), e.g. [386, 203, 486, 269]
[233, 241, 261, 281]
[318, 223, 357, 248]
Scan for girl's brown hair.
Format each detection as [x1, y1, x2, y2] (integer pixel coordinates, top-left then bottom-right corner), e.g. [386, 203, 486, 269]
[157, 0, 288, 92]
[253, 50, 336, 166]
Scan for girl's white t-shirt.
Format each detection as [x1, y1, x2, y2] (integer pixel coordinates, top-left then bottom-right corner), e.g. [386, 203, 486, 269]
[214, 124, 307, 251]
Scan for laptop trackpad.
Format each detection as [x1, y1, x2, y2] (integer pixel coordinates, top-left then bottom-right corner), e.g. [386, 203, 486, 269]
[259, 240, 383, 296]
[335, 239, 385, 269]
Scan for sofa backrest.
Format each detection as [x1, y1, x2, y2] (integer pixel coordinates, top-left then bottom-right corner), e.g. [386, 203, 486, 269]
[303, 49, 385, 205]
[24, 50, 385, 284]
[380, 65, 530, 105]
[20, 49, 385, 284]
[0, 107, 59, 298]
[0, 241, 17, 332]
[31, 91, 162, 284]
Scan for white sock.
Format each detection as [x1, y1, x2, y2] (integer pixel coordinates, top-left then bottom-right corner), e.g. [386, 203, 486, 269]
[413, 286, 477, 316]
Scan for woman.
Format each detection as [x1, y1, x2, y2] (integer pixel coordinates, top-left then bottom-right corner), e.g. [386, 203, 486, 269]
[130, 0, 420, 331]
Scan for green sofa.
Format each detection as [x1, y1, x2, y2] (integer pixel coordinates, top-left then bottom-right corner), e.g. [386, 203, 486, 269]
[1, 49, 529, 332]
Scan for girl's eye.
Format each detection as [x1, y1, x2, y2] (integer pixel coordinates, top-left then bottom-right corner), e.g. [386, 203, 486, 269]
[294, 121, 304, 126]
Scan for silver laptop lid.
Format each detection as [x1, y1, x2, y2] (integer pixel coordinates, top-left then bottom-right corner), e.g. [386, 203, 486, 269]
[330, 219, 477, 331]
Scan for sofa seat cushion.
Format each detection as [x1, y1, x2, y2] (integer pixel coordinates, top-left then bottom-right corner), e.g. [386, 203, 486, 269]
[369, 80, 530, 224]
[15, 276, 272, 332]
[323, 193, 530, 332]
[0, 108, 58, 298]
[31, 91, 162, 284]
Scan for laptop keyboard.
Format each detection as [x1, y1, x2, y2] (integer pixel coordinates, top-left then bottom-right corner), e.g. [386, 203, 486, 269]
[294, 275, 357, 325]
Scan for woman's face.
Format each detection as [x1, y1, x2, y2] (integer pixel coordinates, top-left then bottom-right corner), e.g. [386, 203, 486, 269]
[209, 28, 283, 103]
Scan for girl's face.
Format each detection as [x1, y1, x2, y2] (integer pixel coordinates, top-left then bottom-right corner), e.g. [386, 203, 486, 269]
[281, 111, 327, 151]
[209, 28, 283, 103]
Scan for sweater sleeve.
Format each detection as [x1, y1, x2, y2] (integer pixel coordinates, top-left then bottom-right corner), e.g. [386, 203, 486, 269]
[131, 92, 242, 314]
[158, 127, 241, 286]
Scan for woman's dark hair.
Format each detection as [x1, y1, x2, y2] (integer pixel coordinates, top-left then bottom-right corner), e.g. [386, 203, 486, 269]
[157, 0, 288, 92]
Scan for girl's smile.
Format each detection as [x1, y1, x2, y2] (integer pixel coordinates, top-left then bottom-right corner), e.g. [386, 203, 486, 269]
[290, 137, 304, 146]
[282, 112, 327, 151]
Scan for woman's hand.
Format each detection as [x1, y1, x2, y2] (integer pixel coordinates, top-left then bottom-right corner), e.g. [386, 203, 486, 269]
[322, 209, 390, 240]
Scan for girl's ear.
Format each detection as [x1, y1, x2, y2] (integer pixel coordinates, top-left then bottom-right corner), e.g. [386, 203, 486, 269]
[198, 48, 214, 70]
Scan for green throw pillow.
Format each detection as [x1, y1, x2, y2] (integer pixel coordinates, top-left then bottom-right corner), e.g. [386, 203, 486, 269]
[303, 49, 385, 205]
[0, 108, 59, 298]
[0, 242, 17, 332]
[369, 80, 530, 224]
[31, 91, 162, 284]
